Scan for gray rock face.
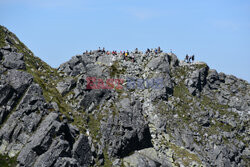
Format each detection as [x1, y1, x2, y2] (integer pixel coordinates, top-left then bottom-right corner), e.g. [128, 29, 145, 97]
[123, 151, 161, 167]
[72, 134, 91, 167]
[147, 54, 170, 72]
[207, 69, 220, 89]
[6, 69, 33, 94]
[56, 77, 76, 95]
[146, 54, 173, 100]
[101, 98, 152, 158]
[2, 52, 25, 69]
[0, 84, 13, 106]
[58, 54, 101, 76]
[79, 89, 111, 110]
[168, 53, 179, 67]
[54, 157, 79, 167]
[17, 112, 60, 166]
[185, 66, 209, 95]
[34, 137, 71, 167]
[0, 51, 3, 60]
[0, 70, 33, 125]
[17, 111, 88, 167]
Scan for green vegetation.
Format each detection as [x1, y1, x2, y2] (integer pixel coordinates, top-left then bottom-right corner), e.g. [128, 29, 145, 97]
[173, 66, 188, 79]
[169, 143, 202, 166]
[193, 63, 208, 69]
[71, 111, 87, 133]
[110, 61, 126, 77]
[0, 26, 6, 47]
[88, 113, 102, 140]
[0, 155, 17, 167]
[103, 148, 113, 167]
[173, 82, 190, 99]
[72, 107, 114, 167]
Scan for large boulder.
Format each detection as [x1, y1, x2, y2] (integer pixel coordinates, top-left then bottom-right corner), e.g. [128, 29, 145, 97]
[101, 98, 152, 158]
[123, 148, 162, 167]
[54, 157, 79, 167]
[17, 112, 61, 166]
[56, 78, 76, 95]
[146, 54, 173, 100]
[0, 84, 14, 106]
[167, 53, 179, 67]
[2, 52, 25, 69]
[33, 137, 71, 167]
[0, 70, 33, 125]
[17, 111, 77, 167]
[207, 69, 220, 89]
[79, 89, 111, 111]
[147, 54, 170, 73]
[185, 66, 209, 96]
[72, 134, 92, 167]
[6, 69, 33, 94]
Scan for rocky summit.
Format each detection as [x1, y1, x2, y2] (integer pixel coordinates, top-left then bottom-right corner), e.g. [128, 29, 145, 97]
[0, 25, 249, 167]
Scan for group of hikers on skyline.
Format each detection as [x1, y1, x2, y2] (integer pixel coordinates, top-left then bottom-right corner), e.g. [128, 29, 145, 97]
[84, 47, 195, 63]
[84, 47, 163, 56]
[185, 54, 195, 63]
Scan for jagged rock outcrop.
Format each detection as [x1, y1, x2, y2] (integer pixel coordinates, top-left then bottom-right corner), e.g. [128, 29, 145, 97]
[0, 26, 92, 167]
[0, 25, 249, 167]
[185, 65, 209, 96]
[56, 77, 76, 95]
[2, 52, 25, 70]
[101, 98, 152, 158]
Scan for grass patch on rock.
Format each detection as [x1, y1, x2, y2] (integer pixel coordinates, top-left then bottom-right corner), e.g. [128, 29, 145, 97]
[0, 154, 17, 167]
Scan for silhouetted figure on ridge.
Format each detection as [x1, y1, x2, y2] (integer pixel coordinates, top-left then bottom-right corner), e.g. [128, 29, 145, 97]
[191, 55, 195, 62]
[185, 54, 189, 63]
[154, 48, 158, 54]
[157, 46, 161, 53]
[135, 48, 139, 54]
[189, 56, 192, 63]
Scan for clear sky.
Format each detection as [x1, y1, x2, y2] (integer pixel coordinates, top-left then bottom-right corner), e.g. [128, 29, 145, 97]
[0, 0, 250, 82]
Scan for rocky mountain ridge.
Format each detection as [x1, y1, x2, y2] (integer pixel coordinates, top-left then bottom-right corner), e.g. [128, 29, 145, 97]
[0, 25, 249, 167]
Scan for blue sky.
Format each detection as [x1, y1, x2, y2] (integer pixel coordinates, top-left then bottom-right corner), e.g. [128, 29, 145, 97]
[0, 0, 250, 81]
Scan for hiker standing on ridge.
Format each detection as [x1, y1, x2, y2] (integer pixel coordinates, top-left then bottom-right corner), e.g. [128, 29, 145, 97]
[191, 55, 195, 63]
[189, 55, 192, 63]
[126, 50, 130, 57]
[157, 46, 161, 53]
[155, 48, 158, 55]
[185, 54, 189, 63]
[124, 51, 127, 60]
[135, 48, 139, 54]
[131, 53, 135, 63]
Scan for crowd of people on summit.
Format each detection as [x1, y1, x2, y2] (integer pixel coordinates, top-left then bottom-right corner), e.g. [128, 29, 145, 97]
[185, 54, 195, 63]
[83, 47, 195, 64]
